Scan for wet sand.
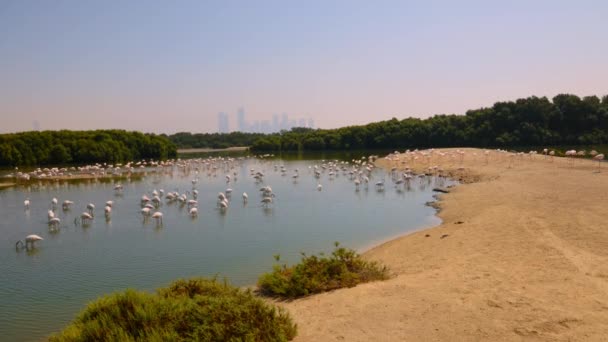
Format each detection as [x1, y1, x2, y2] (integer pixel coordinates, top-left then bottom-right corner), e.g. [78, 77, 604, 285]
[281, 148, 608, 341]
[0, 182, 15, 189]
[177, 146, 249, 154]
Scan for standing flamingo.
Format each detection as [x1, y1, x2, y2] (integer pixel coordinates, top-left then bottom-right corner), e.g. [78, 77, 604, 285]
[152, 211, 163, 225]
[16, 234, 43, 249]
[594, 154, 605, 172]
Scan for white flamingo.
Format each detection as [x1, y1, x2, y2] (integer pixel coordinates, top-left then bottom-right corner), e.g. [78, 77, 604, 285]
[141, 207, 151, 216]
[189, 207, 198, 217]
[49, 217, 61, 229]
[219, 199, 229, 210]
[62, 200, 74, 210]
[594, 154, 605, 171]
[261, 196, 273, 207]
[242, 192, 248, 203]
[152, 211, 163, 225]
[16, 234, 43, 249]
[80, 212, 93, 224]
[24, 198, 30, 209]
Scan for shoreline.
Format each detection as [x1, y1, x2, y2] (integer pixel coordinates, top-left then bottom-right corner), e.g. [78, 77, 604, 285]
[177, 146, 249, 154]
[0, 182, 15, 189]
[281, 148, 608, 341]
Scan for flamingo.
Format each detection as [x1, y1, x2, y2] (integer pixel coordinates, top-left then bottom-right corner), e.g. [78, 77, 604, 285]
[49, 217, 61, 229]
[152, 211, 163, 225]
[219, 199, 229, 210]
[47, 210, 55, 221]
[189, 207, 198, 217]
[86, 203, 95, 214]
[317, 183, 323, 191]
[62, 200, 74, 210]
[242, 192, 248, 203]
[104, 206, 112, 215]
[79, 212, 93, 224]
[594, 154, 605, 171]
[51, 197, 58, 209]
[24, 198, 30, 209]
[261, 196, 273, 207]
[16, 234, 43, 249]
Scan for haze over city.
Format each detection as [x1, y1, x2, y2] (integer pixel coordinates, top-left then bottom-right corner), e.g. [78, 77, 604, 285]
[1, 0, 607, 134]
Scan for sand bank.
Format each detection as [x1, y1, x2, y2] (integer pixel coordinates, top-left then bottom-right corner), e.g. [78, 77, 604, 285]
[0, 182, 15, 189]
[177, 146, 249, 154]
[281, 148, 608, 341]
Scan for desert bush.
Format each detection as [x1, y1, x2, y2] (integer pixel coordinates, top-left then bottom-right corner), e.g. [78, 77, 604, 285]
[258, 242, 389, 299]
[50, 277, 297, 342]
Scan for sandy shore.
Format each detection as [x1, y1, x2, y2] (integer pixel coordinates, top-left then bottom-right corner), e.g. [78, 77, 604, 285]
[281, 148, 608, 341]
[0, 182, 15, 189]
[177, 146, 249, 154]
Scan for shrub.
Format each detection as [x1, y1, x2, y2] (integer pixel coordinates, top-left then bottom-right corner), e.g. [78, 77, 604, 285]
[50, 277, 297, 342]
[258, 242, 390, 299]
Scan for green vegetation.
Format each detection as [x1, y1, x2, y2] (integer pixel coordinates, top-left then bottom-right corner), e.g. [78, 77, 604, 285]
[258, 242, 390, 299]
[168, 131, 265, 149]
[0, 130, 176, 167]
[250, 94, 608, 151]
[50, 277, 297, 342]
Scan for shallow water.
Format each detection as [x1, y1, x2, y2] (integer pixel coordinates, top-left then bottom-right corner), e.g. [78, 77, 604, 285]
[0, 156, 451, 341]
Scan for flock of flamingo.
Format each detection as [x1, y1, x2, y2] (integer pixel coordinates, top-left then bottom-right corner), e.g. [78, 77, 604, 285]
[12, 148, 604, 250]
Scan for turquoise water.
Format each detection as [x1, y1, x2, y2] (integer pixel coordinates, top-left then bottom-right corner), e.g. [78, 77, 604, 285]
[0, 156, 450, 341]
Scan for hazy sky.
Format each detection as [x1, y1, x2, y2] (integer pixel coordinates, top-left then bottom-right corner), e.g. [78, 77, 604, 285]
[1, 0, 607, 134]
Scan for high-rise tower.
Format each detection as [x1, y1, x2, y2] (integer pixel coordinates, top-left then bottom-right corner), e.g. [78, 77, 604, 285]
[218, 112, 229, 133]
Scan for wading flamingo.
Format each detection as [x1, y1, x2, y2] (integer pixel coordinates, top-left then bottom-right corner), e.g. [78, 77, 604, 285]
[152, 211, 163, 225]
[594, 154, 605, 171]
[16, 234, 43, 249]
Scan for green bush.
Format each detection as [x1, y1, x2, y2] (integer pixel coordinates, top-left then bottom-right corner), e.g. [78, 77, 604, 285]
[258, 242, 389, 299]
[50, 277, 297, 342]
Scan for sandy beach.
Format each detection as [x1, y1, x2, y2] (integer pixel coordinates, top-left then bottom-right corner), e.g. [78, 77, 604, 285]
[281, 148, 608, 341]
[0, 182, 15, 189]
[177, 146, 249, 154]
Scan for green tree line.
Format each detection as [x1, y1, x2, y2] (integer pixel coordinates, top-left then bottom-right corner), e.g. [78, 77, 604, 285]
[250, 94, 608, 151]
[168, 131, 266, 149]
[0, 130, 177, 167]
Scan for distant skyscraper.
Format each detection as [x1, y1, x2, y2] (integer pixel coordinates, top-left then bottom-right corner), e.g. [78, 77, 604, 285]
[307, 118, 314, 129]
[272, 114, 279, 132]
[298, 118, 306, 127]
[280, 113, 289, 130]
[236, 107, 246, 132]
[218, 112, 229, 133]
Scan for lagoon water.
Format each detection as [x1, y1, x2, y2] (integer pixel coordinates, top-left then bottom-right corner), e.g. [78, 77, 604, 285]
[0, 155, 451, 341]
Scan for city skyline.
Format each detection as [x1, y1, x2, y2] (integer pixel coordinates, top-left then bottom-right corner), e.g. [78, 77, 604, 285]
[1, 1, 607, 134]
[218, 108, 314, 134]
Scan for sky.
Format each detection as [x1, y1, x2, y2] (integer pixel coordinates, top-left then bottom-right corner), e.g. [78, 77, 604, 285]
[0, 0, 607, 134]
